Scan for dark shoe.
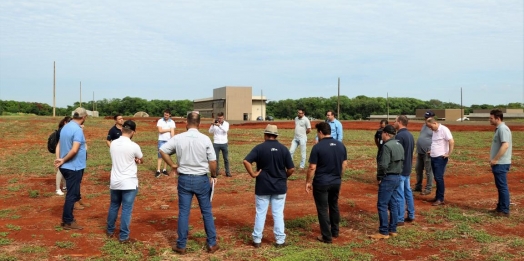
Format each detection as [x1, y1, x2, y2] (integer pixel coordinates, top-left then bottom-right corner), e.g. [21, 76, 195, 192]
[119, 238, 138, 244]
[413, 188, 422, 192]
[397, 222, 405, 226]
[172, 246, 186, 254]
[155, 171, 161, 178]
[106, 232, 115, 238]
[252, 242, 261, 248]
[162, 169, 169, 176]
[405, 217, 415, 223]
[428, 198, 438, 203]
[495, 212, 510, 218]
[421, 190, 432, 195]
[206, 244, 220, 253]
[274, 242, 287, 248]
[488, 208, 502, 213]
[316, 236, 332, 244]
[226, 173, 232, 177]
[332, 234, 339, 238]
[432, 200, 445, 206]
[62, 221, 83, 230]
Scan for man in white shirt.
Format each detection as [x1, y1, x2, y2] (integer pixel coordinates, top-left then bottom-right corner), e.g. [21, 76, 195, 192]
[156, 109, 175, 178]
[209, 112, 231, 177]
[289, 108, 311, 169]
[106, 120, 143, 243]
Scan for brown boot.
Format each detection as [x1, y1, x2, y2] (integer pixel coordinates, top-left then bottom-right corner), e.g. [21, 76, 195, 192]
[74, 202, 85, 210]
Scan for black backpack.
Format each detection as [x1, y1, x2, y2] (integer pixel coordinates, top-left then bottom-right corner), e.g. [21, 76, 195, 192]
[47, 130, 59, 154]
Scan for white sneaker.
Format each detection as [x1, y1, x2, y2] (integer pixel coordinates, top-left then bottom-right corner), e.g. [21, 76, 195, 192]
[56, 189, 64, 196]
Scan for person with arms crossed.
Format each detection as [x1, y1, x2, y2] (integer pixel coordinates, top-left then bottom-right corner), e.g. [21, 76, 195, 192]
[489, 109, 512, 217]
[159, 112, 220, 254]
[425, 117, 454, 206]
[393, 115, 415, 226]
[106, 114, 124, 147]
[209, 112, 231, 177]
[289, 108, 311, 169]
[243, 124, 295, 248]
[369, 125, 404, 240]
[306, 122, 347, 244]
[413, 111, 434, 195]
[156, 109, 175, 178]
[106, 120, 144, 243]
[54, 107, 88, 230]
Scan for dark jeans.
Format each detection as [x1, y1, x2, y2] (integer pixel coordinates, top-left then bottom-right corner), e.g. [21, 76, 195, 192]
[60, 168, 84, 223]
[415, 153, 433, 191]
[107, 188, 138, 241]
[377, 175, 400, 235]
[177, 174, 217, 249]
[313, 183, 341, 241]
[213, 143, 230, 175]
[431, 156, 448, 201]
[492, 164, 511, 214]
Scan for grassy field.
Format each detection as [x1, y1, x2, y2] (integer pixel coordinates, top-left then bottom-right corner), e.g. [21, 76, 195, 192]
[0, 116, 523, 261]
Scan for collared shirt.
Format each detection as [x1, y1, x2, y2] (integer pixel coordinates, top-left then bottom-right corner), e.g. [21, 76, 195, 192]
[109, 136, 143, 190]
[395, 128, 415, 176]
[294, 116, 311, 140]
[416, 124, 433, 154]
[209, 120, 229, 144]
[59, 121, 87, 171]
[157, 118, 176, 141]
[490, 122, 512, 164]
[160, 128, 216, 175]
[377, 138, 404, 180]
[106, 125, 122, 142]
[244, 140, 294, 195]
[430, 124, 453, 157]
[316, 119, 344, 142]
[309, 137, 347, 186]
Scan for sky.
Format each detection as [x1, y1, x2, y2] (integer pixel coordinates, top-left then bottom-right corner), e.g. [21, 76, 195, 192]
[0, 0, 523, 108]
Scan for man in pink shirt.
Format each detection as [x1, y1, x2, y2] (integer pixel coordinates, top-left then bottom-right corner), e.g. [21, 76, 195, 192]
[425, 118, 454, 206]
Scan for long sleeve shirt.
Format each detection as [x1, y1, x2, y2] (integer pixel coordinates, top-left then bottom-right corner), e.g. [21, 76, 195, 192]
[209, 121, 229, 144]
[377, 138, 404, 181]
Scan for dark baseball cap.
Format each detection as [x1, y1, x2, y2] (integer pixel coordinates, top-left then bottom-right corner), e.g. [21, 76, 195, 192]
[123, 120, 136, 131]
[383, 125, 396, 135]
[424, 110, 436, 118]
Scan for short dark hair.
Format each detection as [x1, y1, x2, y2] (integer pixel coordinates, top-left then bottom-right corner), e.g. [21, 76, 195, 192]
[187, 112, 201, 125]
[326, 110, 335, 117]
[164, 109, 171, 115]
[315, 122, 331, 135]
[490, 109, 504, 121]
[217, 112, 224, 117]
[113, 114, 122, 120]
[397, 115, 409, 126]
[380, 119, 388, 125]
[298, 108, 305, 114]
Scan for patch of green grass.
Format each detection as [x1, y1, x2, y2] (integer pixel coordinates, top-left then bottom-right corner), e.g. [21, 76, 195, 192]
[285, 215, 317, 230]
[18, 245, 47, 254]
[0, 237, 13, 246]
[0, 209, 13, 219]
[192, 230, 207, 238]
[5, 224, 21, 231]
[70, 233, 82, 238]
[7, 185, 23, 192]
[0, 253, 17, 261]
[28, 190, 39, 198]
[0, 232, 9, 237]
[55, 241, 75, 249]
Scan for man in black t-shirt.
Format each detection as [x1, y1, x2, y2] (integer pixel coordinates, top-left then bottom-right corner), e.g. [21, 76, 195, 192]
[243, 124, 295, 248]
[306, 122, 348, 244]
[106, 114, 124, 147]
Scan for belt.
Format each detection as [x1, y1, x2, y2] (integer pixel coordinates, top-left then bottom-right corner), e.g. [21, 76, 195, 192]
[178, 173, 207, 176]
[385, 173, 400, 176]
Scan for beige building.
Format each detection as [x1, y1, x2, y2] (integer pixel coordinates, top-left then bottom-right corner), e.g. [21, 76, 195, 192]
[193, 86, 267, 121]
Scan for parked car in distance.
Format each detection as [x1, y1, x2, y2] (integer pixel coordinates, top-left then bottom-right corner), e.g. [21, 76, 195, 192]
[456, 117, 470, 121]
[256, 116, 263, 121]
[265, 116, 274, 121]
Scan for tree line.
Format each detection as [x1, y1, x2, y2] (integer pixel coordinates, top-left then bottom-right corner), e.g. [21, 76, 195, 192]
[1, 96, 522, 120]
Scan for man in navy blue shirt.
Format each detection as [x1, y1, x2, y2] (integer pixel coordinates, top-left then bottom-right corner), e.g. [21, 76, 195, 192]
[243, 124, 295, 248]
[306, 122, 348, 244]
[393, 115, 415, 226]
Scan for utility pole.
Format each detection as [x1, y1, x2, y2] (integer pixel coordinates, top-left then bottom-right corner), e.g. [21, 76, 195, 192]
[387, 92, 389, 120]
[79, 81, 82, 108]
[261, 89, 264, 120]
[53, 61, 56, 117]
[337, 77, 340, 118]
[92, 91, 95, 112]
[460, 87, 463, 122]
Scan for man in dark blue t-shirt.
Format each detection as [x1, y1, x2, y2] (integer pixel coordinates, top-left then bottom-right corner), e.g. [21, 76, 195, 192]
[243, 124, 295, 249]
[306, 122, 348, 244]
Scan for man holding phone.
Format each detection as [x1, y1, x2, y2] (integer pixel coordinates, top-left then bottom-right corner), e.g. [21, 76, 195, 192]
[209, 112, 231, 177]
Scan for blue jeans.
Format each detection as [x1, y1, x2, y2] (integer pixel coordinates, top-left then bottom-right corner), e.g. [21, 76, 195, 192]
[395, 175, 415, 222]
[431, 157, 448, 201]
[213, 143, 230, 175]
[313, 184, 341, 241]
[60, 168, 84, 224]
[492, 164, 511, 214]
[415, 153, 433, 191]
[289, 138, 307, 168]
[252, 194, 286, 244]
[157, 140, 167, 158]
[177, 175, 217, 249]
[377, 175, 400, 235]
[107, 188, 138, 241]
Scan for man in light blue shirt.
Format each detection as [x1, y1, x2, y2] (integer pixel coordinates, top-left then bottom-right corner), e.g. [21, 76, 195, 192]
[289, 109, 311, 169]
[315, 110, 343, 144]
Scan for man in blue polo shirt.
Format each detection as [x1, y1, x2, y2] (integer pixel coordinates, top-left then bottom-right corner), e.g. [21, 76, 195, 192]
[243, 124, 295, 248]
[306, 122, 347, 244]
[54, 107, 88, 230]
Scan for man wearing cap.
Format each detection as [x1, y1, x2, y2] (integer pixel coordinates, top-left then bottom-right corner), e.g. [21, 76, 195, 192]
[489, 109, 512, 217]
[414, 111, 435, 195]
[289, 108, 311, 169]
[156, 109, 176, 178]
[393, 115, 415, 226]
[106, 114, 124, 147]
[106, 120, 143, 243]
[54, 107, 88, 230]
[159, 112, 220, 254]
[306, 122, 347, 244]
[243, 124, 295, 248]
[425, 117, 454, 206]
[370, 125, 404, 240]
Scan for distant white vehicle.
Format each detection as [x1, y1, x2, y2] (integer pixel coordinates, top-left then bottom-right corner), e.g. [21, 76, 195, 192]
[456, 117, 470, 121]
